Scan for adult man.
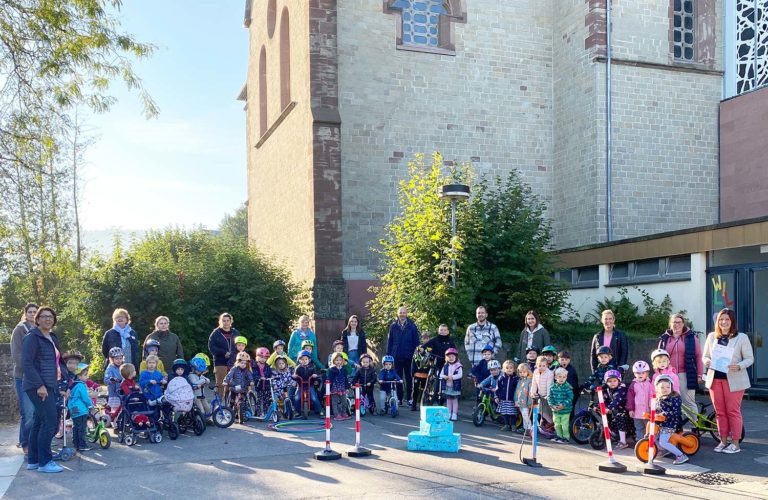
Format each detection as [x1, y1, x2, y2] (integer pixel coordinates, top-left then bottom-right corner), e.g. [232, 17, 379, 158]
[386, 306, 420, 405]
[464, 306, 502, 368]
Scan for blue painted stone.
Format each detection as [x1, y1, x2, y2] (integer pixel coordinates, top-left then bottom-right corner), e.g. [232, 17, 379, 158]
[420, 419, 453, 437]
[407, 431, 461, 452]
[421, 406, 449, 423]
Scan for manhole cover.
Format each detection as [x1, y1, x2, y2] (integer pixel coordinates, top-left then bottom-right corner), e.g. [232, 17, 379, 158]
[687, 472, 737, 485]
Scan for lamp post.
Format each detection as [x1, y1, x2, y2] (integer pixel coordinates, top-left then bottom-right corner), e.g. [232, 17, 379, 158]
[438, 183, 470, 288]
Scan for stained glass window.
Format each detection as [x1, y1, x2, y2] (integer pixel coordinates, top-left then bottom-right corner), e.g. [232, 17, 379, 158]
[391, 0, 448, 47]
[673, 0, 695, 60]
[736, 0, 768, 94]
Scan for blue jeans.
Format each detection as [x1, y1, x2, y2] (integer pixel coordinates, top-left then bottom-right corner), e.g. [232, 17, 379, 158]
[347, 350, 359, 366]
[14, 378, 34, 448]
[26, 388, 58, 466]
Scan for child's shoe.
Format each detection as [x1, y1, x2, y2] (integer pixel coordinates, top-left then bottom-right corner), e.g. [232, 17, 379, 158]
[37, 461, 63, 473]
[614, 441, 629, 450]
[672, 454, 689, 465]
[77, 445, 93, 452]
[500, 425, 511, 431]
[450, 414, 457, 421]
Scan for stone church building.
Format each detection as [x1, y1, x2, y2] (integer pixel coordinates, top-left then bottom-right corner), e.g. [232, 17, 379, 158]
[238, 1, 765, 353]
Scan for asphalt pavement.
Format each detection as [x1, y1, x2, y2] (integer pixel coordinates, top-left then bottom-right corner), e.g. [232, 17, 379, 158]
[1, 397, 766, 499]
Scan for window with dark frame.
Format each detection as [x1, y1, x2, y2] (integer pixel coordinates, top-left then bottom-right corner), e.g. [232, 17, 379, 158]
[384, 0, 466, 53]
[673, 0, 695, 61]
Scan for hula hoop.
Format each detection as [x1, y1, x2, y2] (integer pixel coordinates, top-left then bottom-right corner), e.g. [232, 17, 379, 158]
[268, 420, 331, 434]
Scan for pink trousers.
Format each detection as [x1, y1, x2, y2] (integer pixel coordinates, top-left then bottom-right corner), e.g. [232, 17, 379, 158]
[708, 378, 745, 441]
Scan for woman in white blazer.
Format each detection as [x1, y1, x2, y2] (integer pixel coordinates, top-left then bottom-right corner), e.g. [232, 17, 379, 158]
[702, 308, 754, 454]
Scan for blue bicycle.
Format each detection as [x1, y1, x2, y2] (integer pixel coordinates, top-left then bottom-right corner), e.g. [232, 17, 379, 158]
[252, 378, 293, 423]
[205, 385, 234, 428]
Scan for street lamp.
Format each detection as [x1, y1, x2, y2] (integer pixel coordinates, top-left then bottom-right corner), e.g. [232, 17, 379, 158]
[438, 183, 470, 288]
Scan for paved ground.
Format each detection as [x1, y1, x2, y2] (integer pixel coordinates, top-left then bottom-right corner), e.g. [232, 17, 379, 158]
[1, 397, 766, 499]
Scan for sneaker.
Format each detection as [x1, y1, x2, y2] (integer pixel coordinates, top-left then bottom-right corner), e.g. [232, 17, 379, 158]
[562, 438, 571, 444]
[450, 415, 457, 421]
[614, 442, 629, 450]
[722, 444, 741, 454]
[77, 445, 93, 452]
[500, 425, 511, 431]
[37, 461, 63, 473]
[673, 454, 689, 465]
[714, 442, 727, 453]
[26, 463, 39, 470]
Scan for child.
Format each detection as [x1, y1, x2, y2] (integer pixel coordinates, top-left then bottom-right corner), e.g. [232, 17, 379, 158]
[300, 339, 323, 370]
[292, 350, 322, 415]
[378, 355, 402, 415]
[651, 349, 680, 393]
[626, 360, 653, 439]
[223, 352, 255, 404]
[440, 347, 463, 421]
[139, 354, 165, 406]
[542, 345, 558, 370]
[548, 367, 574, 443]
[410, 332, 432, 411]
[271, 355, 295, 407]
[328, 340, 345, 367]
[104, 347, 125, 400]
[188, 356, 211, 419]
[140, 339, 167, 375]
[655, 375, 688, 464]
[557, 351, 579, 415]
[471, 344, 495, 400]
[494, 360, 518, 431]
[328, 352, 351, 420]
[119, 363, 138, 396]
[352, 353, 377, 413]
[589, 346, 615, 390]
[531, 355, 554, 430]
[525, 347, 539, 372]
[67, 363, 95, 452]
[515, 363, 533, 434]
[252, 347, 273, 418]
[62, 351, 84, 390]
[267, 340, 296, 368]
[234, 336, 248, 355]
[603, 369, 631, 448]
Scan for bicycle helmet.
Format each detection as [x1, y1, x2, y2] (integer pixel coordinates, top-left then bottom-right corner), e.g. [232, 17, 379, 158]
[172, 358, 189, 377]
[541, 345, 558, 355]
[273, 354, 288, 365]
[603, 369, 622, 382]
[297, 350, 312, 360]
[255, 347, 270, 358]
[144, 338, 161, 353]
[272, 339, 286, 349]
[189, 357, 207, 373]
[234, 335, 248, 346]
[332, 339, 344, 348]
[382, 355, 395, 364]
[236, 352, 251, 362]
[654, 374, 675, 387]
[331, 352, 345, 363]
[525, 346, 539, 354]
[75, 362, 89, 375]
[596, 346, 612, 356]
[487, 360, 501, 370]
[632, 360, 650, 373]
[193, 352, 211, 367]
[651, 348, 670, 361]
[108, 347, 124, 358]
[481, 344, 494, 353]
[445, 347, 459, 357]
[360, 353, 372, 362]
[301, 339, 315, 349]
[62, 350, 84, 362]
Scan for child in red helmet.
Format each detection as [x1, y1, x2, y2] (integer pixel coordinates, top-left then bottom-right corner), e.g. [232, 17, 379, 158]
[441, 347, 463, 421]
[252, 347, 272, 418]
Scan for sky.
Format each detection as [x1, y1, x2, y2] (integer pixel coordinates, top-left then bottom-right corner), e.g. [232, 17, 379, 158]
[79, 1, 249, 232]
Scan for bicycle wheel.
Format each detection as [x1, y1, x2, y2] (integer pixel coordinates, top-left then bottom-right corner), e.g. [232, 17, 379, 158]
[193, 412, 206, 435]
[589, 428, 605, 450]
[420, 375, 437, 407]
[247, 393, 259, 420]
[86, 415, 99, 443]
[390, 396, 398, 417]
[472, 405, 486, 427]
[283, 398, 294, 420]
[571, 413, 597, 444]
[708, 411, 745, 443]
[214, 407, 234, 428]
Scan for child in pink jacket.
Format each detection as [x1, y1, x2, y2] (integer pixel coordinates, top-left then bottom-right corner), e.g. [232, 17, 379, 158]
[626, 360, 653, 438]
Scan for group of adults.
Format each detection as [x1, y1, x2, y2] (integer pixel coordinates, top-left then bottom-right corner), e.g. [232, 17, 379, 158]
[10, 301, 755, 472]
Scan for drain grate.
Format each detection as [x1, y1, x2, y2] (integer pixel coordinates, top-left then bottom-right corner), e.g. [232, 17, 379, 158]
[686, 472, 738, 485]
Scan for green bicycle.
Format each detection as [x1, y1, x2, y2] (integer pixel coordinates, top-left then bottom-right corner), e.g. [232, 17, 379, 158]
[682, 401, 745, 443]
[472, 388, 502, 427]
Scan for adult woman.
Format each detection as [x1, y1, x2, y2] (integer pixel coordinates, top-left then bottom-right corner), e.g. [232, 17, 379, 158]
[144, 316, 184, 372]
[101, 308, 140, 367]
[658, 313, 703, 420]
[10, 303, 37, 454]
[207, 312, 240, 398]
[287, 315, 319, 363]
[340, 315, 367, 365]
[589, 309, 629, 371]
[702, 308, 754, 454]
[21, 307, 66, 473]
[517, 310, 551, 362]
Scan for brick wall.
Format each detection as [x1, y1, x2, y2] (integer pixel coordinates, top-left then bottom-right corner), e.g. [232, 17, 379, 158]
[0, 344, 18, 423]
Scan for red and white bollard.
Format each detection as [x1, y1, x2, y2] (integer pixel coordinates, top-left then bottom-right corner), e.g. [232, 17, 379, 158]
[595, 386, 627, 473]
[639, 395, 665, 474]
[347, 383, 372, 457]
[315, 380, 341, 461]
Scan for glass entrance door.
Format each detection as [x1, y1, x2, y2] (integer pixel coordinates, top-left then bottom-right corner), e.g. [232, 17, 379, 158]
[751, 269, 768, 386]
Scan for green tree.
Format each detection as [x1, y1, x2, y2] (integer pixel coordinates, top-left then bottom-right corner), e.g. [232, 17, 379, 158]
[218, 202, 248, 245]
[77, 229, 300, 376]
[367, 153, 567, 346]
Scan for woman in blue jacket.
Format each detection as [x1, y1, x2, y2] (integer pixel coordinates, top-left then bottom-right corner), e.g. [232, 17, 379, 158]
[22, 307, 67, 473]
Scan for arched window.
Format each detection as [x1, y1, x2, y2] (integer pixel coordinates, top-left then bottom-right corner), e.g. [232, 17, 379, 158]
[280, 7, 291, 109]
[385, 0, 466, 53]
[259, 46, 267, 136]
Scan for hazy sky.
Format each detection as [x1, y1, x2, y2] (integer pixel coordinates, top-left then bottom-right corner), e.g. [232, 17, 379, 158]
[80, 1, 249, 231]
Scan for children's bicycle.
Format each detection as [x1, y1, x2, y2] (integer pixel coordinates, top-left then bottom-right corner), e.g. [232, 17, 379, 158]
[227, 388, 254, 424]
[472, 388, 501, 427]
[205, 385, 235, 428]
[570, 388, 601, 444]
[86, 406, 112, 449]
[635, 413, 700, 461]
[381, 380, 403, 418]
[682, 401, 745, 443]
[293, 373, 319, 420]
[252, 378, 287, 423]
[419, 351, 444, 407]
